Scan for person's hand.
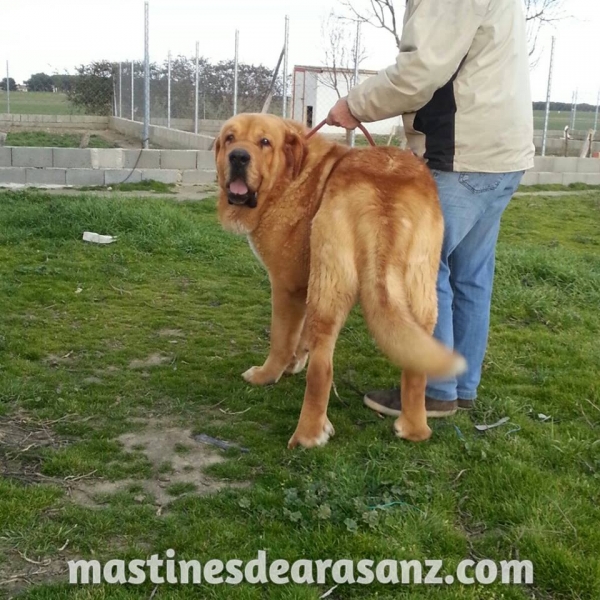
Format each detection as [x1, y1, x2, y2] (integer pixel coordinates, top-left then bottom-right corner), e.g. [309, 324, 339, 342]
[326, 98, 360, 130]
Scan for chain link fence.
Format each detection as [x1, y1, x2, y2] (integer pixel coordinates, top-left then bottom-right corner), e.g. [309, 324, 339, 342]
[2, 6, 598, 152]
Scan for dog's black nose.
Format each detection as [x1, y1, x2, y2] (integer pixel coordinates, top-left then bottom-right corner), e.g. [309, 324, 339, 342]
[229, 148, 250, 166]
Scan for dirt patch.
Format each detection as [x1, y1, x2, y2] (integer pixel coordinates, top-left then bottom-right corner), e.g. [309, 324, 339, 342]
[0, 415, 244, 595]
[71, 423, 245, 510]
[128, 353, 172, 369]
[157, 328, 185, 338]
[1, 414, 244, 510]
[0, 413, 72, 484]
[44, 352, 77, 367]
[0, 549, 73, 598]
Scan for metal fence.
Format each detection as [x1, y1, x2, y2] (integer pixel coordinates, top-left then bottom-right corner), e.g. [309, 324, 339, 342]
[1, 3, 599, 152]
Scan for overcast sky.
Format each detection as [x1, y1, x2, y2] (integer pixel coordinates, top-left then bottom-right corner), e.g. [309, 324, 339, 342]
[0, 0, 597, 104]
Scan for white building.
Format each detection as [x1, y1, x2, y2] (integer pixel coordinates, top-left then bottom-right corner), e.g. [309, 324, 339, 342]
[291, 65, 400, 136]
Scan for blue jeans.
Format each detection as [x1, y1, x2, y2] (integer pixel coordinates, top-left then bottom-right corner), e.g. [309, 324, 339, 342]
[425, 170, 524, 402]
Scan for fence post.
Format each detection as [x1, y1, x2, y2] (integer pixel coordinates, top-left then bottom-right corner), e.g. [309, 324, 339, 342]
[194, 41, 199, 134]
[119, 62, 123, 118]
[5, 61, 10, 115]
[570, 90, 578, 132]
[349, 21, 361, 148]
[113, 71, 118, 116]
[594, 89, 599, 133]
[143, 1, 150, 149]
[131, 60, 135, 120]
[282, 15, 289, 118]
[233, 30, 239, 116]
[541, 36, 555, 157]
[167, 50, 171, 128]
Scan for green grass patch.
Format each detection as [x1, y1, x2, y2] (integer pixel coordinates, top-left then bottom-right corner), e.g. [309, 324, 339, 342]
[519, 182, 600, 193]
[354, 133, 401, 147]
[533, 109, 597, 131]
[5, 131, 116, 148]
[79, 179, 176, 194]
[0, 190, 598, 598]
[0, 91, 84, 115]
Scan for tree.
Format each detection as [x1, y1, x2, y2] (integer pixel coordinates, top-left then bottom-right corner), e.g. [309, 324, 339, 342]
[340, 0, 566, 60]
[25, 72, 54, 92]
[67, 56, 283, 120]
[52, 74, 78, 93]
[524, 0, 566, 61]
[340, 0, 402, 51]
[67, 61, 115, 115]
[147, 56, 283, 120]
[0, 78, 17, 92]
[320, 12, 367, 99]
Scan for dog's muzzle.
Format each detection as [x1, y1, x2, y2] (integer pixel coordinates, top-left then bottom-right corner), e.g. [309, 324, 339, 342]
[227, 148, 257, 208]
[227, 185, 257, 208]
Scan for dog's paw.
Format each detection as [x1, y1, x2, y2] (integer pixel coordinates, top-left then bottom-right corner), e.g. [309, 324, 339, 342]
[393, 417, 432, 442]
[242, 366, 279, 386]
[284, 352, 309, 376]
[288, 418, 335, 449]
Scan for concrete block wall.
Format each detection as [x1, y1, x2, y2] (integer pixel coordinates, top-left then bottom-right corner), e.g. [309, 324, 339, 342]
[148, 118, 224, 136]
[533, 135, 600, 158]
[521, 155, 600, 186]
[109, 117, 215, 151]
[0, 114, 108, 130]
[0, 146, 216, 187]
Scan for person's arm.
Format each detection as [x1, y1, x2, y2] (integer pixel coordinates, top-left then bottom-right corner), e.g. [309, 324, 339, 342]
[347, 0, 488, 122]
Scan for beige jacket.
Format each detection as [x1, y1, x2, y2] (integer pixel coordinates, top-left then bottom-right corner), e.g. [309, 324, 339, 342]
[347, 0, 535, 173]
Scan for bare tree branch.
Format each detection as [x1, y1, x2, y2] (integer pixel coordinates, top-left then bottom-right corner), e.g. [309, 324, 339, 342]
[524, 0, 567, 60]
[320, 12, 367, 98]
[340, 0, 568, 67]
[341, 0, 402, 51]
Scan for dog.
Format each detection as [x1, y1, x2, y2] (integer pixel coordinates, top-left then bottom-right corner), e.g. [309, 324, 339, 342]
[215, 113, 466, 449]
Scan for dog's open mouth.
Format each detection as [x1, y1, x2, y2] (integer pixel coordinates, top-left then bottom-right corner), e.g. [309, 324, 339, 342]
[227, 179, 257, 208]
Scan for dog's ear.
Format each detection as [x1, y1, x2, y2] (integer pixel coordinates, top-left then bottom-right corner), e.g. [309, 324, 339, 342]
[213, 136, 221, 159]
[284, 129, 307, 179]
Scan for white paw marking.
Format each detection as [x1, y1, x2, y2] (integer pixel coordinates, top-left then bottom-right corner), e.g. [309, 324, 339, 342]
[287, 353, 308, 375]
[290, 420, 335, 449]
[242, 366, 259, 382]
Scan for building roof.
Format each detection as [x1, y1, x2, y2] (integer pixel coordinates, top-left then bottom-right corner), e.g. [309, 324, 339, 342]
[294, 65, 379, 76]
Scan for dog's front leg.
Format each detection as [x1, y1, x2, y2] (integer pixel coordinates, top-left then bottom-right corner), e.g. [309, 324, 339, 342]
[242, 284, 306, 386]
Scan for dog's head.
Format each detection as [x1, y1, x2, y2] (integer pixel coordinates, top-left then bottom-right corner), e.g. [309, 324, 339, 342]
[215, 114, 307, 231]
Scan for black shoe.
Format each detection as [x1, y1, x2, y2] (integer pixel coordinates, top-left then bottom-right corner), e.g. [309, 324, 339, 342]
[363, 388, 458, 418]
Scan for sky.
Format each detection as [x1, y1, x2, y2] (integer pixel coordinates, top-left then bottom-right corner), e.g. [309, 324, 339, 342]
[0, 0, 597, 104]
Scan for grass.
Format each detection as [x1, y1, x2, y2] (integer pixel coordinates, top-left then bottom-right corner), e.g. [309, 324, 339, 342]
[0, 190, 599, 599]
[0, 92, 84, 116]
[519, 183, 600, 192]
[5, 131, 116, 149]
[533, 109, 597, 131]
[354, 133, 401, 147]
[78, 180, 176, 194]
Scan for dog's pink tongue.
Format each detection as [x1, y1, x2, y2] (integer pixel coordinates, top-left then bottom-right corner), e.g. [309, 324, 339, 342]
[230, 180, 248, 195]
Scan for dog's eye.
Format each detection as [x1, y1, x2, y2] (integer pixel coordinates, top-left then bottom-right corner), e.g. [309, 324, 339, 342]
[225, 133, 235, 143]
[260, 138, 271, 148]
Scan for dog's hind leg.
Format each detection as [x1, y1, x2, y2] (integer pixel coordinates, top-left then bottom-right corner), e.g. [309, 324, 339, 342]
[360, 255, 445, 442]
[288, 221, 358, 449]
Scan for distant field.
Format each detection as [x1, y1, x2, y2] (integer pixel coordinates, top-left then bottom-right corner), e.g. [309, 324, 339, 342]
[0, 92, 84, 115]
[533, 109, 597, 131]
[0, 95, 597, 132]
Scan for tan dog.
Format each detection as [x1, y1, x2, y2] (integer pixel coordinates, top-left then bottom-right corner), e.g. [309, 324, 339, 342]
[215, 113, 466, 449]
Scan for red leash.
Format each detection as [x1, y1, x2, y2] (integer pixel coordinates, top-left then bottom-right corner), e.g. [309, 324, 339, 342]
[306, 118, 377, 147]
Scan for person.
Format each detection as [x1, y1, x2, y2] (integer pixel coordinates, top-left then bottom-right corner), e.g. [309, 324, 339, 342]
[326, 0, 534, 418]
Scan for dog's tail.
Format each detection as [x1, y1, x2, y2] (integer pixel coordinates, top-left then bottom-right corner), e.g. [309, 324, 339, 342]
[360, 277, 466, 379]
